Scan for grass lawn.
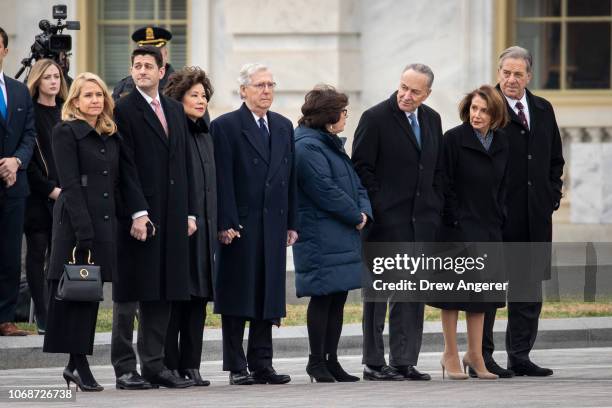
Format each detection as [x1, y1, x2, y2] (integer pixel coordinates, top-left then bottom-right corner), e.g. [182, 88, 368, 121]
[17, 301, 612, 333]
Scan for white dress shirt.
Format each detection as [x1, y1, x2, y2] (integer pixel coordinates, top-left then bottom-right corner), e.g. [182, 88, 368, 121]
[0, 71, 8, 110]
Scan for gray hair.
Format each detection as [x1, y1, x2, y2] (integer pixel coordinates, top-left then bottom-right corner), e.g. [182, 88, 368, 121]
[402, 63, 434, 88]
[498, 46, 533, 73]
[237, 62, 271, 86]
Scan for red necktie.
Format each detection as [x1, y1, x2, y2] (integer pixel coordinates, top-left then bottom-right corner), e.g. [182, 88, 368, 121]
[151, 99, 168, 136]
[515, 101, 529, 130]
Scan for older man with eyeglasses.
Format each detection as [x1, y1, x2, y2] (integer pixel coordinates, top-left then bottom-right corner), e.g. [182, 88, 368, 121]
[210, 63, 298, 385]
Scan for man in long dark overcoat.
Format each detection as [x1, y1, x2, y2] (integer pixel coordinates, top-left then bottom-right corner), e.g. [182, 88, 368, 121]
[210, 63, 297, 385]
[113, 46, 196, 389]
[352, 64, 444, 381]
[479, 46, 564, 378]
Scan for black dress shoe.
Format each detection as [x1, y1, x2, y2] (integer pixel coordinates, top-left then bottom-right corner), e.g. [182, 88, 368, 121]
[509, 360, 553, 377]
[180, 368, 211, 386]
[145, 369, 194, 388]
[116, 371, 157, 390]
[469, 359, 514, 378]
[363, 365, 405, 381]
[251, 367, 291, 384]
[229, 370, 255, 385]
[391, 365, 431, 381]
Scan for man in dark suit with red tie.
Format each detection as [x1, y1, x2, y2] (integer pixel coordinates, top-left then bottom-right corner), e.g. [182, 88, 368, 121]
[113, 45, 196, 389]
[478, 46, 564, 378]
[211, 63, 297, 385]
[0, 27, 36, 337]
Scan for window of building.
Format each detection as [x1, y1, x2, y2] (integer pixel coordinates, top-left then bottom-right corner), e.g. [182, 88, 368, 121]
[97, 0, 188, 88]
[507, 0, 611, 91]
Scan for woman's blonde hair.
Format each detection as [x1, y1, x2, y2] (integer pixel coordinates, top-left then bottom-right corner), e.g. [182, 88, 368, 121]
[62, 72, 117, 135]
[26, 59, 68, 102]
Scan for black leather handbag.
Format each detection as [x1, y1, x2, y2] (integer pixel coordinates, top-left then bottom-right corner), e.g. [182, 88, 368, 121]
[56, 247, 103, 302]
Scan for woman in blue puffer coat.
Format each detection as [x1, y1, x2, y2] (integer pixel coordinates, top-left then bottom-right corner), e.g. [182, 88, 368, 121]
[293, 85, 372, 383]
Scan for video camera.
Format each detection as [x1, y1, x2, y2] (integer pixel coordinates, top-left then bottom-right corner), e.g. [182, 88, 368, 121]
[15, 4, 80, 80]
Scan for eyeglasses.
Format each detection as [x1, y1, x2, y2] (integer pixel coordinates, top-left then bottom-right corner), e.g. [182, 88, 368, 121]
[249, 82, 277, 91]
[341, 108, 348, 118]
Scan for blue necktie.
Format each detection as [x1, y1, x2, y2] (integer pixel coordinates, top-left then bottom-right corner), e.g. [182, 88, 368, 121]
[258, 117, 270, 149]
[409, 112, 421, 148]
[0, 85, 7, 120]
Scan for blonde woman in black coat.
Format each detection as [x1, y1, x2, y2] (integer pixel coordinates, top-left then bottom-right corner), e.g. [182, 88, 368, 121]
[43, 72, 121, 391]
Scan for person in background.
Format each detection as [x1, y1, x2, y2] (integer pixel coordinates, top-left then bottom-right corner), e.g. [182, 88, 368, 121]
[162, 66, 217, 386]
[24, 58, 68, 335]
[293, 85, 371, 383]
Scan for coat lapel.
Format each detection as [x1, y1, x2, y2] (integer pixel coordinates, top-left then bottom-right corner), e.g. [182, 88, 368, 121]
[460, 122, 488, 155]
[266, 113, 288, 178]
[160, 95, 177, 154]
[5, 77, 19, 126]
[239, 103, 270, 164]
[388, 95, 420, 151]
[133, 90, 169, 148]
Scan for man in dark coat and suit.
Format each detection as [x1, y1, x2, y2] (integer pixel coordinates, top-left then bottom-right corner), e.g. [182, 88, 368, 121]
[479, 46, 564, 378]
[211, 63, 297, 385]
[113, 46, 195, 389]
[0, 27, 36, 336]
[352, 64, 444, 381]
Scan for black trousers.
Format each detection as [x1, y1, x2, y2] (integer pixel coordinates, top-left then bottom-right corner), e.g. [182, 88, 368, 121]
[164, 298, 207, 370]
[137, 300, 172, 378]
[221, 315, 272, 372]
[111, 301, 138, 377]
[43, 280, 99, 355]
[25, 229, 51, 330]
[362, 300, 424, 367]
[482, 281, 543, 366]
[307, 291, 348, 357]
[0, 198, 26, 323]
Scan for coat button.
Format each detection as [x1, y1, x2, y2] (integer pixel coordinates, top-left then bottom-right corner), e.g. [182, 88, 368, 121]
[527, 154, 532, 160]
[527, 180, 532, 186]
[103, 215, 110, 221]
[253, 158, 259, 164]
[170, 179, 175, 185]
[419, 164, 424, 170]
[102, 170, 108, 176]
[521, 130, 526, 135]
[416, 190, 420, 196]
[412, 217, 416, 222]
[284, 157, 288, 163]
[100, 148, 106, 154]
[265, 181, 270, 187]
[281, 181, 286, 187]
[103, 192, 109, 198]
[280, 209, 284, 215]
[264, 208, 268, 214]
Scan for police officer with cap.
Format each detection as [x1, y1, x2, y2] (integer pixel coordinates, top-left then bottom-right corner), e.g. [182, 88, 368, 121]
[112, 26, 176, 101]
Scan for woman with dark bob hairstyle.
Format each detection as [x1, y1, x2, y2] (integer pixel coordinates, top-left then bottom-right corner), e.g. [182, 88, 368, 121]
[429, 84, 509, 380]
[162, 66, 217, 386]
[293, 85, 372, 382]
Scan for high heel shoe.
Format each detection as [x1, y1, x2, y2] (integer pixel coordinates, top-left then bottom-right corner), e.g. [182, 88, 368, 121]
[462, 356, 498, 380]
[63, 368, 104, 392]
[306, 355, 335, 383]
[440, 358, 469, 380]
[326, 354, 359, 382]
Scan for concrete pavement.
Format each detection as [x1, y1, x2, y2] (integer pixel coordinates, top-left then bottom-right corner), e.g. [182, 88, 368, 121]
[0, 347, 611, 407]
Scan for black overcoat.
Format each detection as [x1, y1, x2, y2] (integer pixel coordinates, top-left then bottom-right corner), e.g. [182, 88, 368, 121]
[185, 114, 217, 299]
[114, 89, 195, 302]
[351, 92, 444, 242]
[439, 122, 509, 242]
[48, 120, 120, 282]
[497, 86, 565, 244]
[210, 103, 297, 320]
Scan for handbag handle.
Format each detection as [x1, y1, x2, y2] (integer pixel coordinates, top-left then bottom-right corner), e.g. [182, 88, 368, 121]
[69, 247, 94, 265]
